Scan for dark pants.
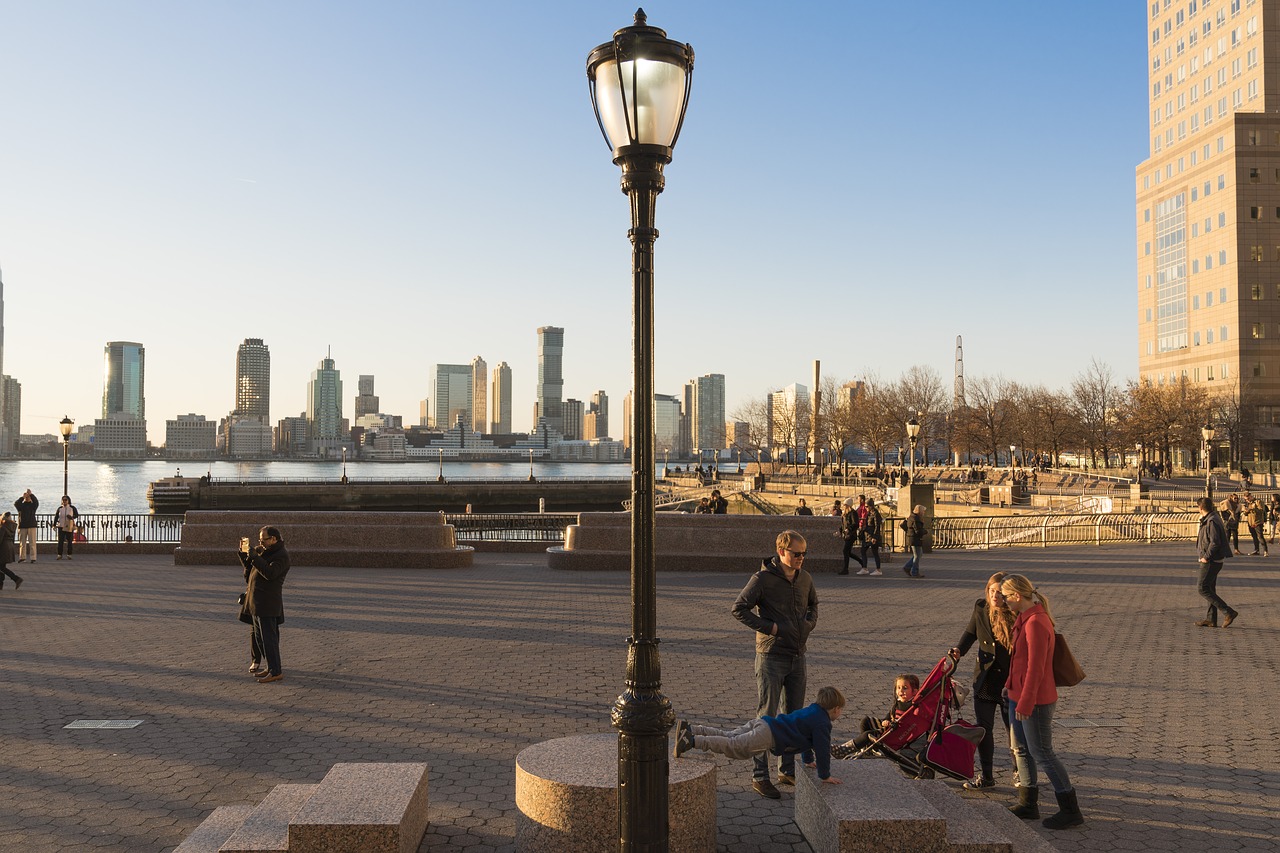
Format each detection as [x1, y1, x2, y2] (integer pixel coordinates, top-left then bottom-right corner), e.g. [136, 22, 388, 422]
[252, 615, 282, 676]
[753, 653, 806, 781]
[841, 538, 864, 571]
[1196, 560, 1233, 626]
[1226, 521, 1240, 551]
[0, 565, 21, 587]
[973, 694, 1010, 777]
[860, 537, 881, 569]
[1249, 525, 1267, 554]
[57, 530, 74, 557]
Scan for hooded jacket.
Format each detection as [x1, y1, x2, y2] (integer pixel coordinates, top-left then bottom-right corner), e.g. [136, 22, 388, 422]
[732, 556, 818, 657]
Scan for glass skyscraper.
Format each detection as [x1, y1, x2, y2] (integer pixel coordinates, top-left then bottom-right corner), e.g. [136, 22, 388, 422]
[235, 338, 271, 423]
[307, 351, 343, 441]
[103, 341, 145, 418]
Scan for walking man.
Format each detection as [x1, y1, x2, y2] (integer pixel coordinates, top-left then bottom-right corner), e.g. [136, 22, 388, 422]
[901, 505, 928, 578]
[1195, 497, 1239, 628]
[732, 530, 819, 798]
[13, 490, 38, 563]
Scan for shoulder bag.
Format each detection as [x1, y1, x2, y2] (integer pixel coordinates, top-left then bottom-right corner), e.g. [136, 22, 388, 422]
[1052, 632, 1085, 687]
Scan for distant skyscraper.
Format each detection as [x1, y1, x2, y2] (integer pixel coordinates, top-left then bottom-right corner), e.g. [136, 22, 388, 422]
[354, 374, 380, 419]
[562, 398, 584, 441]
[307, 350, 343, 441]
[768, 383, 810, 457]
[692, 373, 726, 453]
[491, 362, 512, 433]
[433, 364, 472, 429]
[103, 341, 145, 418]
[419, 399, 430, 427]
[1, 376, 19, 455]
[536, 326, 564, 432]
[470, 355, 488, 433]
[654, 393, 682, 453]
[235, 338, 271, 423]
[586, 390, 609, 439]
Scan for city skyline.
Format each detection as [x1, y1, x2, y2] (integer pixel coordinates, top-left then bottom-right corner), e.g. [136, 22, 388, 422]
[0, 3, 1145, 444]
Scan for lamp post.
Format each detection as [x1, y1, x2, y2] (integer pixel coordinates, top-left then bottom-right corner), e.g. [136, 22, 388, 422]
[341, 446, 348, 484]
[1202, 423, 1215, 499]
[588, 11, 693, 851]
[905, 415, 920, 479]
[662, 448, 669, 479]
[527, 448, 536, 483]
[1010, 444, 1017, 469]
[735, 448, 742, 474]
[59, 416, 74, 496]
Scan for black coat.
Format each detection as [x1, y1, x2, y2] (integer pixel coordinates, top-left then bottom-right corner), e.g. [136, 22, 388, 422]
[14, 496, 38, 529]
[732, 557, 818, 657]
[1, 519, 15, 564]
[955, 599, 1012, 702]
[238, 542, 291, 620]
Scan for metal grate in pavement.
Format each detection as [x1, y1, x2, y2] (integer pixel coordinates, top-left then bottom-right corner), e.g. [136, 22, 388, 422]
[64, 720, 144, 729]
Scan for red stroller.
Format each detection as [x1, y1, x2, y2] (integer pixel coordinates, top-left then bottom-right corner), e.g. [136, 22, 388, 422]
[833, 651, 984, 781]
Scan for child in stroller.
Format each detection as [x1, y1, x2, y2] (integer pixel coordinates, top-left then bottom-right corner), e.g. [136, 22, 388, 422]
[833, 652, 983, 781]
[847, 673, 920, 752]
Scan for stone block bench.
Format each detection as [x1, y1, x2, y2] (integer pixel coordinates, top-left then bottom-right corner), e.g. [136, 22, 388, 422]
[173, 511, 473, 568]
[547, 511, 847, 572]
[515, 733, 716, 852]
[174, 762, 429, 853]
[795, 759, 1057, 853]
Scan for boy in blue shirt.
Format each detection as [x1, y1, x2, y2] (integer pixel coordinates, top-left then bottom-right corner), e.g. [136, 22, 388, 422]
[674, 686, 845, 784]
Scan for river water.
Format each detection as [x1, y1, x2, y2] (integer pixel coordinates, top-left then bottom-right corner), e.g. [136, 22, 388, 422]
[0, 459, 697, 515]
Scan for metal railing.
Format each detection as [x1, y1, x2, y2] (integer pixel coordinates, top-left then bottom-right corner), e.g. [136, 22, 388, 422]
[24, 514, 186, 544]
[443, 512, 576, 543]
[920, 512, 1199, 550]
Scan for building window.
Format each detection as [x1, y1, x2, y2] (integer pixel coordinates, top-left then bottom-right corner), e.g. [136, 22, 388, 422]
[1224, 364, 1230, 378]
[1252, 246, 1264, 261]
[1208, 364, 1215, 379]
[1194, 294, 1201, 309]
[1222, 324, 1229, 338]
[1146, 242, 1153, 255]
[1253, 284, 1264, 298]
[1221, 289, 1228, 303]
[1220, 250, 1228, 265]
[1147, 308, 1153, 322]
[1205, 181, 1212, 196]
[1193, 222, 1200, 237]
[1254, 363, 1265, 377]
[1207, 290, 1215, 306]
[1206, 255, 1214, 269]
[1208, 328, 1216, 343]
[1193, 259, 1201, 273]
[1206, 217, 1212, 232]
[1250, 168, 1260, 183]
[1220, 213, 1227, 226]
[1195, 331, 1202, 345]
[1252, 207, 1261, 219]
[1253, 323, 1266, 338]
[1146, 208, 1153, 221]
[1195, 367, 1202, 381]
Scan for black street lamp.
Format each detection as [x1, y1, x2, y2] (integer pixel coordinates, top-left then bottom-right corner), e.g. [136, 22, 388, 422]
[1202, 423, 1215, 499]
[905, 415, 920, 479]
[59, 416, 74, 496]
[437, 449, 445, 483]
[527, 448, 536, 483]
[588, 11, 693, 851]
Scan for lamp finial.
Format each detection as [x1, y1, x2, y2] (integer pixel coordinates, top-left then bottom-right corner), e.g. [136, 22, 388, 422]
[635, 8, 647, 26]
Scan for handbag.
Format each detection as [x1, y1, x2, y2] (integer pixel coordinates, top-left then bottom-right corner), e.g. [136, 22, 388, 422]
[1052, 632, 1085, 687]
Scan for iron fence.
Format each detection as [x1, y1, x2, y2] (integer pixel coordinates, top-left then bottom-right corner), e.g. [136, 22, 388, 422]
[26, 514, 186, 544]
[919, 512, 1199, 550]
[443, 512, 576, 543]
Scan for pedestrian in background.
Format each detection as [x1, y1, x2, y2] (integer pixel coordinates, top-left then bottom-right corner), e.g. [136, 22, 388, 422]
[54, 496, 80, 560]
[1195, 496, 1238, 629]
[13, 490, 38, 563]
[0, 511, 24, 589]
[238, 526, 291, 683]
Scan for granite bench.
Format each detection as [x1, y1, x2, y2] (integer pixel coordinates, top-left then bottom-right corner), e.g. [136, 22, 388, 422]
[515, 733, 717, 852]
[173, 511, 473, 568]
[794, 759, 1056, 853]
[546, 512, 850, 572]
[174, 762, 429, 853]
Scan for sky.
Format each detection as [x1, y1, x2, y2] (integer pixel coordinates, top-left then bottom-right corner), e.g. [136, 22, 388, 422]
[0, 1, 1150, 443]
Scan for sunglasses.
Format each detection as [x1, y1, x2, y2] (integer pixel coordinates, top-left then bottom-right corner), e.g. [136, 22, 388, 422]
[787, 550, 807, 558]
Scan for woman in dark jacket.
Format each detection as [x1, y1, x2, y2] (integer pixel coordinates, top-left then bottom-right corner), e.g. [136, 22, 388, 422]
[0, 512, 23, 589]
[951, 572, 1015, 789]
[237, 526, 291, 683]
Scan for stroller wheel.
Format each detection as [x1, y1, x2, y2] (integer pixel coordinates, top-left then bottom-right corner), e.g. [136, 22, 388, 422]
[916, 767, 936, 780]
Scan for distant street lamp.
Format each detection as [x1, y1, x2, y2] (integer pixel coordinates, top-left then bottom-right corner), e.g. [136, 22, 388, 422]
[588, 9, 693, 850]
[1202, 423, 1215, 499]
[1010, 444, 1017, 469]
[341, 446, 348, 484]
[735, 448, 742, 474]
[527, 447, 536, 483]
[905, 415, 921, 478]
[59, 416, 74, 496]
[662, 448, 670, 479]
[437, 449, 445, 483]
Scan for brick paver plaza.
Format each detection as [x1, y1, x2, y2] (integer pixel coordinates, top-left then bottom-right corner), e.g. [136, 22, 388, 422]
[0, 542, 1276, 852]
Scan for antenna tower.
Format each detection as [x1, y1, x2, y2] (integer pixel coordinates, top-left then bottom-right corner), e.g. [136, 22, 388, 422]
[954, 336, 966, 408]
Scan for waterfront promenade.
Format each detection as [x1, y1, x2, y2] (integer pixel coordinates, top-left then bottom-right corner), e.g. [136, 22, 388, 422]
[0, 543, 1275, 852]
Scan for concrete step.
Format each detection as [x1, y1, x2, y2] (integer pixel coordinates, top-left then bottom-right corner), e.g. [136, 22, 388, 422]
[964, 797, 1059, 853]
[796, 759, 949, 853]
[219, 783, 316, 853]
[915, 781, 1012, 853]
[288, 762, 429, 853]
[173, 806, 255, 853]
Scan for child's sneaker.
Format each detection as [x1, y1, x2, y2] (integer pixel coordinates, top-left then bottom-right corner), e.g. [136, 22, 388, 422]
[673, 720, 695, 758]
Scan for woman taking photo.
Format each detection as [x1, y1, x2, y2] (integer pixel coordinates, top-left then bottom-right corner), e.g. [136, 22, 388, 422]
[950, 572, 1015, 789]
[1000, 573, 1085, 830]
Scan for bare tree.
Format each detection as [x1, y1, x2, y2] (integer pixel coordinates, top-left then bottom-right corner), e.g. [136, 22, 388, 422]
[852, 375, 900, 466]
[730, 397, 770, 468]
[897, 365, 948, 465]
[964, 375, 1016, 463]
[1071, 359, 1121, 467]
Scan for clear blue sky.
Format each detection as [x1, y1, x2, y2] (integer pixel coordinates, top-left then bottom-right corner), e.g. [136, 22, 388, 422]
[0, 1, 1149, 443]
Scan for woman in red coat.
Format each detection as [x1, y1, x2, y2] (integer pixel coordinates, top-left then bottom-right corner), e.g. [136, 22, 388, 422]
[1000, 573, 1084, 830]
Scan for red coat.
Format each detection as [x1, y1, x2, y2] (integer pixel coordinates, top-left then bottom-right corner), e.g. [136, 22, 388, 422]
[1006, 604, 1057, 717]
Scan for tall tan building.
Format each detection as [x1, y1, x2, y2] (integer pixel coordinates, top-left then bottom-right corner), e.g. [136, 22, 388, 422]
[1137, 0, 1279, 458]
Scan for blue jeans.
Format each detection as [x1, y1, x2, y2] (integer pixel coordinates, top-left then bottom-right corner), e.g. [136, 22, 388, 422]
[252, 616, 282, 676]
[753, 653, 806, 780]
[1009, 699, 1072, 794]
[903, 545, 923, 576]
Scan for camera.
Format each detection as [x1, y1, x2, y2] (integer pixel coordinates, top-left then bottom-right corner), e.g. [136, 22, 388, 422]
[240, 536, 250, 554]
